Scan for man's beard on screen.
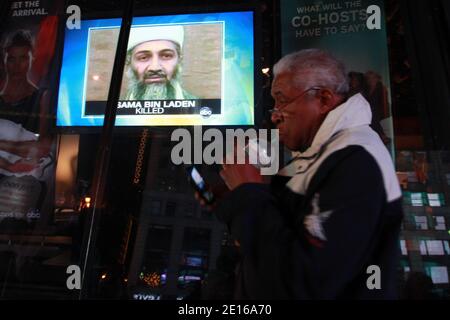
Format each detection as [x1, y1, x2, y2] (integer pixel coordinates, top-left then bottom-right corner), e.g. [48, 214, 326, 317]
[125, 67, 184, 100]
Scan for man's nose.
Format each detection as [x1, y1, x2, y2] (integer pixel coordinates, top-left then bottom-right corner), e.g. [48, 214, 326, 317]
[146, 57, 162, 71]
[271, 111, 282, 125]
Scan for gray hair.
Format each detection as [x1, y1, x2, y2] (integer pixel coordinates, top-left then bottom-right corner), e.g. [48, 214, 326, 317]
[273, 49, 349, 95]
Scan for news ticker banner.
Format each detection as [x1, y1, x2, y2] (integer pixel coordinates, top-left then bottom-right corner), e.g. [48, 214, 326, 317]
[280, 0, 395, 155]
[86, 99, 221, 117]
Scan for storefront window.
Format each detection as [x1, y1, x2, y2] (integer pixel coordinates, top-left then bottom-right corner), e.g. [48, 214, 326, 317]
[0, 0, 449, 300]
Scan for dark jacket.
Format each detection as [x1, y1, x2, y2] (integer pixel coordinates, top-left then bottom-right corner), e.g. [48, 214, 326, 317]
[215, 94, 403, 299]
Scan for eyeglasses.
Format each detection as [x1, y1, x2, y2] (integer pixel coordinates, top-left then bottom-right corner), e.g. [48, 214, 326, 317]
[268, 86, 323, 118]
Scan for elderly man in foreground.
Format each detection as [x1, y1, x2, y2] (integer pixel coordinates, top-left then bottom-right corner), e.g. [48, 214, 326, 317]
[208, 49, 403, 299]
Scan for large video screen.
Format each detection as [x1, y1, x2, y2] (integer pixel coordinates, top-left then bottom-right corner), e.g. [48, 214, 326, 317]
[57, 11, 255, 127]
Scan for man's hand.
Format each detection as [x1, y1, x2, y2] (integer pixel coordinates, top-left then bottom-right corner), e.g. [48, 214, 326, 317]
[194, 191, 216, 212]
[220, 163, 265, 191]
[194, 183, 230, 212]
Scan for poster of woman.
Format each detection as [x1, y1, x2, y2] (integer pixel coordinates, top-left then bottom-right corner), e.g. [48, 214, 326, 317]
[0, 0, 60, 230]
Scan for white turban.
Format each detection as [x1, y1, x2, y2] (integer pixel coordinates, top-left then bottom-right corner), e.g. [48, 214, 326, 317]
[127, 25, 184, 52]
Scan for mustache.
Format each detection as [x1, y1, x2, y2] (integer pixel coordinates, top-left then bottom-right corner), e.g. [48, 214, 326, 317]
[143, 70, 167, 79]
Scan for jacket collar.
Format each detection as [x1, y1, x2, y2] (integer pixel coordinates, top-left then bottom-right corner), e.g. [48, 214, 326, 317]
[292, 93, 372, 159]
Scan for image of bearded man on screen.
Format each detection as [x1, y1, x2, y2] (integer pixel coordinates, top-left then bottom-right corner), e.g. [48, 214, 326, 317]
[124, 25, 197, 101]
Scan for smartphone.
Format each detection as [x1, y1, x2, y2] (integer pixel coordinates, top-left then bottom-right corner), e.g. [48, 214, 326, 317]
[186, 166, 215, 204]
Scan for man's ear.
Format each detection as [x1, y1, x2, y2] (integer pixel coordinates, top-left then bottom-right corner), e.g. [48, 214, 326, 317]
[318, 89, 335, 114]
